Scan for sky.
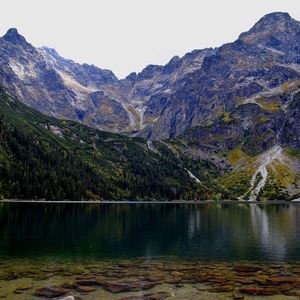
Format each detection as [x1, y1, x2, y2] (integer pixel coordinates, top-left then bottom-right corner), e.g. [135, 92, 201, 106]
[0, 0, 299, 78]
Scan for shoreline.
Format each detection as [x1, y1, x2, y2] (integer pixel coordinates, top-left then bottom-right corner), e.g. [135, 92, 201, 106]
[1, 199, 300, 204]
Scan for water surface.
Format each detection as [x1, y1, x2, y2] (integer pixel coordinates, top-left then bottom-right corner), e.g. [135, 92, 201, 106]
[0, 203, 299, 262]
[1, 203, 300, 299]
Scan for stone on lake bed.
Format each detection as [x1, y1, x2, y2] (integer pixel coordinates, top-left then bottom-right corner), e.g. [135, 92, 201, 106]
[61, 282, 78, 289]
[292, 267, 300, 274]
[118, 297, 157, 300]
[170, 271, 184, 277]
[164, 277, 182, 284]
[232, 293, 245, 299]
[118, 291, 170, 300]
[266, 276, 298, 285]
[195, 274, 210, 283]
[208, 285, 234, 292]
[237, 278, 255, 284]
[127, 281, 157, 291]
[105, 282, 131, 293]
[77, 285, 96, 293]
[75, 275, 96, 280]
[283, 290, 300, 296]
[233, 265, 262, 273]
[15, 285, 33, 290]
[144, 274, 164, 282]
[34, 286, 68, 298]
[58, 297, 82, 300]
[75, 278, 104, 286]
[1, 273, 20, 280]
[105, 280, 156, 293]
[239, 286, 279, 295]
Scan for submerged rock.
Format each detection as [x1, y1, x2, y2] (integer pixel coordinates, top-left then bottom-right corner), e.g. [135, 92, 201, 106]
[237, 278, 255, 284]
[239, 286, 278, 295]
[105, 282, 130, 293]
[15, 285, 33, 291]
[105, 280, 156, 293]
[75, 278, 104, 286]
[58, 297, 82, 300]
[61, 282, 78, 289]
[77, 286, 96, 293]
[266, 276, 298, 285]
[119, 292, 170, 300]
[232, 293, 245, 299]
[118, 297, 157, 300]
[208, 285, 234, 292]
[34, 286, 68, 298]
[233, 265, 262, 273]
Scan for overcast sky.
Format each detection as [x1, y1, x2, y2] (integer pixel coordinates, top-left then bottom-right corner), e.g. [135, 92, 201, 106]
[0, 0, 299, 78]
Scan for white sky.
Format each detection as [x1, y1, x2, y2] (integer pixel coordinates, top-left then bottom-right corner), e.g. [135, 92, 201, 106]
[1, 0, 299, 78]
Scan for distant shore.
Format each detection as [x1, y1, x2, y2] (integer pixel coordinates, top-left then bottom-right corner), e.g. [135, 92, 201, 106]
[1, 199, 300, 204]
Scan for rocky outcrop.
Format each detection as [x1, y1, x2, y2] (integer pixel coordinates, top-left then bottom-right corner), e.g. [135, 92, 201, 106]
[1, 13, 300, 141]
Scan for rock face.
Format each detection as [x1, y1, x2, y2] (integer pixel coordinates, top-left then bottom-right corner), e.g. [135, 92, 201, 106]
[0, 13, 300, 141]
[0, 28, 214, 135]
[145, 12, 300, 139]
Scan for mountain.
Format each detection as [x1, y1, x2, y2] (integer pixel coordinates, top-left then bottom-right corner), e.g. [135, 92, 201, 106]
[178, 90, 300, 200]
[0, 13, 300, 141]
[0, 85, 299, 201]
[0, 27, 216, 136]
[0, 87, 223, 200]
[0, 12, 300, 201]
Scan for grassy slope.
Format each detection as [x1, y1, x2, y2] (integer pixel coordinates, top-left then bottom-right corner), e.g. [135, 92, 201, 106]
[177, 90, 300, 200]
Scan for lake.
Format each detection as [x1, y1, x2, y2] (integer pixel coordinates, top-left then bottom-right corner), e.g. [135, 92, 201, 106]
[0, 203, 300, 299]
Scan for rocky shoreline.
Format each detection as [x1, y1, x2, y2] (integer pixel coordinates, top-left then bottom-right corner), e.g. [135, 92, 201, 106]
[0, 259, 300, 299]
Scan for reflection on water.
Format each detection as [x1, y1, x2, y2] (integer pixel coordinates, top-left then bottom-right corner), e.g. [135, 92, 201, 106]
[0, 203, 300, 262]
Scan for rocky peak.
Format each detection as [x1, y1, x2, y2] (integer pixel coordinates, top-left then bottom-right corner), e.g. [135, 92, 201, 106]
[163, 56, 181, 74]
[239, 12, 299, 40]
[244, 12, 294, 34]
[125, 72, 137, 81]
[2, 28, 30, 46]
[137, 64, 163, 80]
[255, 12, 292, 25]
[40, 46, 60, 59]
[238, 12, 300, 61]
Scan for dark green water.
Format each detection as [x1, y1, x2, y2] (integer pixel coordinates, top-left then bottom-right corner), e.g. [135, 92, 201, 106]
[0, 203, 300, 262]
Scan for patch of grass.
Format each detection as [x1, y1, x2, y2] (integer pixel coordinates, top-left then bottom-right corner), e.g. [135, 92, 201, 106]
[256, 98, 282, 113]
[268, 161, 294, 187]
[285, 147, 300, 159]
[228, 143, 250, 166]
[222, 112, 233, 123]
[218, 165, 255, 200]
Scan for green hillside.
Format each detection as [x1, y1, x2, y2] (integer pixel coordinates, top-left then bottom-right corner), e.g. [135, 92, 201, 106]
[0, 88, 222, 201]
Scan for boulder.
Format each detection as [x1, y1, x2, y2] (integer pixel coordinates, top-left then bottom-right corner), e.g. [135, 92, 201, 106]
[34, 286, 68, 298]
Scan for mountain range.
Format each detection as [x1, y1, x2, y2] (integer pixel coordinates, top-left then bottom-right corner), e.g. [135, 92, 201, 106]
[0, 12, 299, 201]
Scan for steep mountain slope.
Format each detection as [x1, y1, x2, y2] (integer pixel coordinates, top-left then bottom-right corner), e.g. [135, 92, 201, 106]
[0, 86, 298, 201]
[0, 87, 223, 201]
[1, 13, 300, 141]
[178, 90, 300, 200]
[140, 12, 300, 139]
[0, 28, 215, 135]
[0, 13, 296, 140]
